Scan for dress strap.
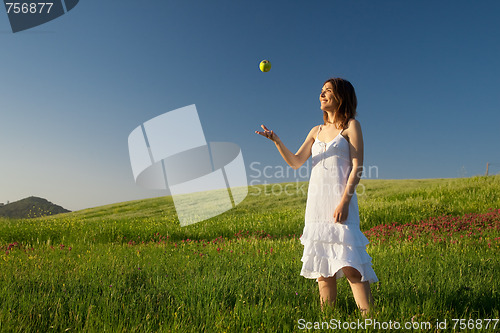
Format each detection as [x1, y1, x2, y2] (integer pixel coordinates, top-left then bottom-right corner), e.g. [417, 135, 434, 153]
[316, 125, 322, 139]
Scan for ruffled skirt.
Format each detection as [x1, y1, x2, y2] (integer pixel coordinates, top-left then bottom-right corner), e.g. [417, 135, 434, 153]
[299, 221, 378, 283]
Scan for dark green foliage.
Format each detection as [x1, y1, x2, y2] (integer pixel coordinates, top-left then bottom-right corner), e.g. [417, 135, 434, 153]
[0, 196, 70, 219]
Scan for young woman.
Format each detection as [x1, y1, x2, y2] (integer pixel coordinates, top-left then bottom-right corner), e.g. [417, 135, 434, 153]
[255, 78, 377, 314]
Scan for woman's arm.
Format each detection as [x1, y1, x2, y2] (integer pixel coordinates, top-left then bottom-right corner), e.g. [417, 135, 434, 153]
[255, 124, 318, 170]
[333, 119, 364, 223]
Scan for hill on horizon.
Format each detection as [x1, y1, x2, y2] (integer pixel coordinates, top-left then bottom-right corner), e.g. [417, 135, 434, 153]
[0, 196, 71, 219]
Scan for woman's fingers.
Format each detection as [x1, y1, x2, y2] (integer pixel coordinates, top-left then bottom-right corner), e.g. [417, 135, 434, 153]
[255, 130, 269, 137]
[333, 209, 347, 223]
[335, 212, 348, 223]
[333, 202, 350, 223]
[255, 125, 274, 140]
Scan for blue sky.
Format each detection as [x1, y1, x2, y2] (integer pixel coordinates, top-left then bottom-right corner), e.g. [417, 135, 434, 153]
[1, 0, 499, 211]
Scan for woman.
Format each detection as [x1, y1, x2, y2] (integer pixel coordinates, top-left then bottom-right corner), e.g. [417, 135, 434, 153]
[255, 78, 377, 314]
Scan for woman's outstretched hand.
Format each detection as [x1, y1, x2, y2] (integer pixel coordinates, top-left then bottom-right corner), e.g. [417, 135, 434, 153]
[255, 124, 280, 143]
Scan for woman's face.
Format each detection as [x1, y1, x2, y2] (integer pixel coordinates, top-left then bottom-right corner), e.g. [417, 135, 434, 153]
[319, 82, 338, 112]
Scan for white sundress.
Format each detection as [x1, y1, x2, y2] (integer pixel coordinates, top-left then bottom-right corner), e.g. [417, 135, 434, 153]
[300, 125, 378, 283]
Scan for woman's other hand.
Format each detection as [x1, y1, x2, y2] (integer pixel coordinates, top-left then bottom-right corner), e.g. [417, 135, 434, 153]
[333, 200, 349, 223]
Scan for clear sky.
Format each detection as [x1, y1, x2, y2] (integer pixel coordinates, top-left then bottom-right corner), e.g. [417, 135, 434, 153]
[1, 0, 499, 211]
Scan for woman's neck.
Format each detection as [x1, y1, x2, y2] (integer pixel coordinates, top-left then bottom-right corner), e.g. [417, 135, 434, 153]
[323, 110, 335, 124]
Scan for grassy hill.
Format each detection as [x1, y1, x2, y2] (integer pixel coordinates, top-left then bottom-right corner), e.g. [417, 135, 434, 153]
[0, 175, 499, 332]
[0, 196, 70, 219]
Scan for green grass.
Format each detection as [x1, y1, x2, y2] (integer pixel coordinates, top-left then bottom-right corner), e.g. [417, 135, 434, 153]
[358, 176, 500, 229]
[1, 175, 499, 332]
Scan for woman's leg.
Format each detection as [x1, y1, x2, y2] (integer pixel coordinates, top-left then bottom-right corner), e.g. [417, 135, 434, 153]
[342, 266, 374, 315]
[317, 275, 337, 310]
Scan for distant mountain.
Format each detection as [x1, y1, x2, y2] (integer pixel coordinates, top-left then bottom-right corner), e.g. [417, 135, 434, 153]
[0, 196, 71, 219]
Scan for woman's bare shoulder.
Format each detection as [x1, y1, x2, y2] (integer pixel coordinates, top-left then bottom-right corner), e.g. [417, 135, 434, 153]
[343, 119, 362, 142]
[346, 118, 361, 128]
[307, 124, 321, 138]
[311, 124, 321, 132]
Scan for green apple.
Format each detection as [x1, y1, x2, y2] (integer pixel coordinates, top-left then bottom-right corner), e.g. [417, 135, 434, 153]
[259, 60, 271, 72]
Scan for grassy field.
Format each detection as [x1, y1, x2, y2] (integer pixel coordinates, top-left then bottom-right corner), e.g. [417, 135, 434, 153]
[1, 175, 499, 332]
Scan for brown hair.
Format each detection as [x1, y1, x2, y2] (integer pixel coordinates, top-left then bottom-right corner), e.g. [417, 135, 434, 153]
[322, 78, 357, 129]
